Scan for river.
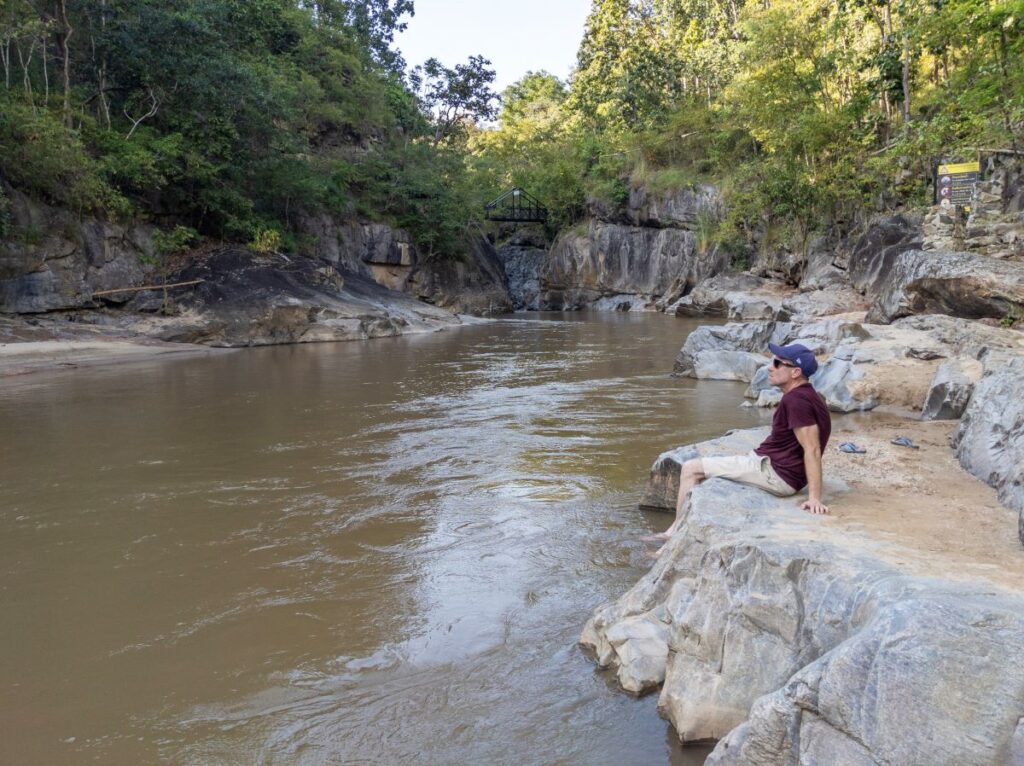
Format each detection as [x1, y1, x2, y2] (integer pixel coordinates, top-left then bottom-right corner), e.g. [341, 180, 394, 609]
[0, 313, 765, 765]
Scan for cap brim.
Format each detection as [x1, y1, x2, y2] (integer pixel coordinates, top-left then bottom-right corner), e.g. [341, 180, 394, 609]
[768, 342, 789, 359]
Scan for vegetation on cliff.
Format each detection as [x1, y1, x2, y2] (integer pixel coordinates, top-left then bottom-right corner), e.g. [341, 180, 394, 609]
[0, 0, 494, 259]
[476, 0, 1024, 255]
[2, 0, 1022, 262]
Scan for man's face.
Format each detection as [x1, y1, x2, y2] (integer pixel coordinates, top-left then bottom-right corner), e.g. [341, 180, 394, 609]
[768, 357, 802, 387]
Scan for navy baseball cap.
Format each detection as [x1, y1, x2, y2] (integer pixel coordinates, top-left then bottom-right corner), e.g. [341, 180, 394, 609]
[769, 342, 818, 377]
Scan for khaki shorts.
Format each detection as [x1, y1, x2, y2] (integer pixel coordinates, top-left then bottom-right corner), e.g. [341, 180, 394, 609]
[699, 451, 797, 497]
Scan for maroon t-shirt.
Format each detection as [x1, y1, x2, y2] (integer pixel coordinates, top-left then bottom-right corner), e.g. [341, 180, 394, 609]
[754, 383, 831, 490]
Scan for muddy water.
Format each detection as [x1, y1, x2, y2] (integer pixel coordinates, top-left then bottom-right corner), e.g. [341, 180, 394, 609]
[0, 313, 764, 765]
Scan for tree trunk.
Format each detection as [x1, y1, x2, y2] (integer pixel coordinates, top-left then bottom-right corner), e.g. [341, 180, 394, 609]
[901, 36, 911, 123]
[58, 0, 73, 128]
[41, 32, 49, 105]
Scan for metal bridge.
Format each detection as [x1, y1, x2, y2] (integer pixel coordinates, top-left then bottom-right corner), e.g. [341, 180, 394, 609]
[484, 187, 548, 223]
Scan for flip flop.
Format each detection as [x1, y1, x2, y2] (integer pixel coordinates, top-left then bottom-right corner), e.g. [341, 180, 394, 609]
[890, 436, 920, 449]
[838, 441, 866, 454]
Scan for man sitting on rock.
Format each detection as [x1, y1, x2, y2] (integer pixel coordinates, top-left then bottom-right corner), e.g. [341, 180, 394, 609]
[652, 343, 832, 544]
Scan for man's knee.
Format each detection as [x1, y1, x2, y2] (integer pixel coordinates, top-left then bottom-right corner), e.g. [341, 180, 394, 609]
[681, 458, 705, 480]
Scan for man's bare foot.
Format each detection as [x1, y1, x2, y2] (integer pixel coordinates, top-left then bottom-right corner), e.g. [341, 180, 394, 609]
[639, 532, 671, 543]
[643, 546, 665, 561]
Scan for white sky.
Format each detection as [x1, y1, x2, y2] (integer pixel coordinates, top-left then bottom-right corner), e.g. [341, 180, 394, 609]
[395, 0, 594, 94]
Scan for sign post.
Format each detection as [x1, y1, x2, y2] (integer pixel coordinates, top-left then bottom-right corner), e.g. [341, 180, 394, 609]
[935, 161, 980, 212]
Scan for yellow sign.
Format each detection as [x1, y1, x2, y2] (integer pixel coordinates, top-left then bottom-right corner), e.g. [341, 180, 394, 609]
[938, 161, 980, 174]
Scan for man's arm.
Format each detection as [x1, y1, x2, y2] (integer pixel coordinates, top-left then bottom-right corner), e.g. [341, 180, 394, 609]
[794, 424, 829, 515]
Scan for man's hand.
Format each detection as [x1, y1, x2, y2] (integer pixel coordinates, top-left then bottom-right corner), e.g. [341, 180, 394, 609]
[801, 499, 830, 515]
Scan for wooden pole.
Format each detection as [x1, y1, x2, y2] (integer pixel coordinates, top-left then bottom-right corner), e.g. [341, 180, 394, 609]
[91, 279, 204, 297]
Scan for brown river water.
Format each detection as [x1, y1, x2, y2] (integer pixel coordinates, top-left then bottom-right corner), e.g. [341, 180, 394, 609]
[0, 313, 765, 765]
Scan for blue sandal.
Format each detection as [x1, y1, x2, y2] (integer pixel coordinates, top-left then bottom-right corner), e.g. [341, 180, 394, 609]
[890, 436, 920, 449]
[838, 441, 867, 454]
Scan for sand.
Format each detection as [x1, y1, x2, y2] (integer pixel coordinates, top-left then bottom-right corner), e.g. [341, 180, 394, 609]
[821, 411, 1024, 589]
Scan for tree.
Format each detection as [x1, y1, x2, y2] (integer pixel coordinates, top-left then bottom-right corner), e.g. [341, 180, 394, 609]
[410, 54, 499, 145]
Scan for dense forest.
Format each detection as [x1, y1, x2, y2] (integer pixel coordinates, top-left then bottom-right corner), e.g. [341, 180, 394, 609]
[2, 0, 1023, 262]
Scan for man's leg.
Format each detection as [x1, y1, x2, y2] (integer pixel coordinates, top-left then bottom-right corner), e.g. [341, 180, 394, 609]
[645, 458, 705, 542]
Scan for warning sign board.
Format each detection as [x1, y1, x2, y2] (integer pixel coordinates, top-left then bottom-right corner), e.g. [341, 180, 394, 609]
[936, 161, 980, 210]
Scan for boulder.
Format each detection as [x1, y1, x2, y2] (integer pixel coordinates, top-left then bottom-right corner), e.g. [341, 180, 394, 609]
[690, 350, 767, 382]
[845, 214, 923, 296]
[867, 249, 1024, 324]
[638, 429, 767, 511]
[921, 359, 982, 421]
[583, 429, 1024, 765]
[953, 351, 1024, 542]
[780, 286, 868, 321]
[670, 274, 795, 320]
[800, 235, 849, 290]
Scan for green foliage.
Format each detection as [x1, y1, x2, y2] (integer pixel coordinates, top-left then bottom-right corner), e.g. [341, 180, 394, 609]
[0, 0, 500, 262]
[0, 96, 128, 215]
[250, 227, 282, 253]
[153, 225, 200, 258]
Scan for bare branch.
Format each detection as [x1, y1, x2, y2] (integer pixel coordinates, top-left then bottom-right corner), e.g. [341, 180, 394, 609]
[124, 86, 159, 139]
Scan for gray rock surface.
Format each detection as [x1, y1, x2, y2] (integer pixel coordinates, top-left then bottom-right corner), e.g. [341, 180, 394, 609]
[0, 189, 155, 313]
[867, 249, 1024, 324]
[540, 222, 728, 310]
[583, 429, 1024, 765]
[406, 236, 513, 316]
[921, 358, 981, 420]
[953, 352, 1024, 541]
[626, 184, 722, 229]
[129, 247, 464, 346]
[845, 214, 923, 297]
[496, 240, 547, 310]
[676, 314, 1024, 414]
[670, 275, 867, 322]
[670, 274, 795, 320]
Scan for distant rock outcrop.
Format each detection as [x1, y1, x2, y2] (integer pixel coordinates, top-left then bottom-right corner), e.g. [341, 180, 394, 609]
[539, 186, 730, 310]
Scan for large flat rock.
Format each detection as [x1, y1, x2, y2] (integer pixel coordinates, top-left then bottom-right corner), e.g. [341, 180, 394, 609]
[582, 428, 1024, 764]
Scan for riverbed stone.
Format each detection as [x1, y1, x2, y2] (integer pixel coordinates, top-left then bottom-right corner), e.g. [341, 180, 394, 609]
[953, 351, 1024, 542]
[921, 358, 981, 420]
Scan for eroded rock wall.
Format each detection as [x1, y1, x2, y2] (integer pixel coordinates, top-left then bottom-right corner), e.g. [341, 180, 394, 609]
[0, 188, 156, 313]
[539, 186, 729, 310]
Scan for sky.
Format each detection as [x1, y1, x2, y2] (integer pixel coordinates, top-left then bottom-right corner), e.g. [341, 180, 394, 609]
[394, 0, 594, 95]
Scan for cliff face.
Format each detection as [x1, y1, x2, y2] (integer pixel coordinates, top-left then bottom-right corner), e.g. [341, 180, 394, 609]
[0, 189, 511, 343]
[0, 188, 156, 313]
[539, 185, 729, 310]
[298, 213, 512, 315]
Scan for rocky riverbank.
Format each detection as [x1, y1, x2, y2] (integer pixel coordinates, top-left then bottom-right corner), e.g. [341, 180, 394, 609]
[0, 187, 510, 363]
[581, 284, 1024, 761]
[583, 416, 1024, 763]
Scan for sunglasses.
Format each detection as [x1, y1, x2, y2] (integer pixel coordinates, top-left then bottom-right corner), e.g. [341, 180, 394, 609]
[772, 358, 798, 369]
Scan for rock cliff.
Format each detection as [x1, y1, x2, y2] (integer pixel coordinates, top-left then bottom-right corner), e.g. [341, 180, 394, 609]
[0, 189, 511, 345]
[539, 186, 729, 310]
